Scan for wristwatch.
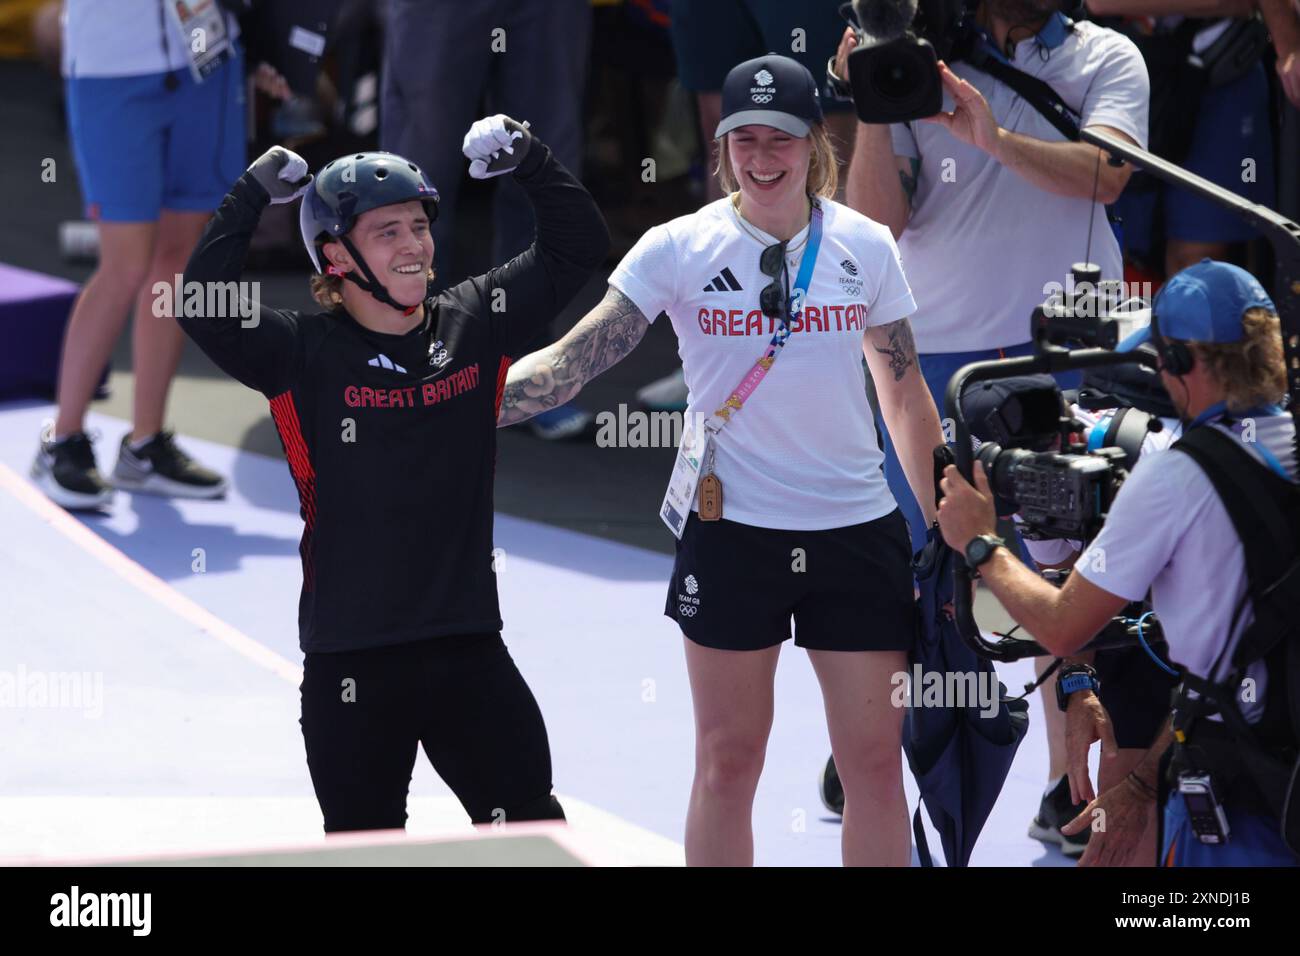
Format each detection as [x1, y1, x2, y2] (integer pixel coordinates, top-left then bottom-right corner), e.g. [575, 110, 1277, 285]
[826, 54, 853, 102]
[964, 533, 1005, 571]
[1056, 663, 1101, 712]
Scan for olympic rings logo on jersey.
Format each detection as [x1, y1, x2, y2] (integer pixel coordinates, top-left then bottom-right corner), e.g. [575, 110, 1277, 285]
[678, 604, 699, 617]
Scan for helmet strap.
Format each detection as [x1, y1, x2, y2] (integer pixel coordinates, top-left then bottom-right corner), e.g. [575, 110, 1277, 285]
[337, 236, 423, 316]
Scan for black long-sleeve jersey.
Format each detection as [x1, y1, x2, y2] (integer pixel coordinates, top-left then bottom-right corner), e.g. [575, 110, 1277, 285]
[180, 144, 610, 653]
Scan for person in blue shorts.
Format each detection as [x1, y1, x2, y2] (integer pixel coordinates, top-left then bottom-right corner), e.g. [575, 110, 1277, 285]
[1090, 4, 1285, 277]
[32, 0, 252, 509]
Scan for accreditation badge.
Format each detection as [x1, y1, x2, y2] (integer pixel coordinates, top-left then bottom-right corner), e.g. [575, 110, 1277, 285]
[165, 0, 234, 83]
[659, 419, 714, 539]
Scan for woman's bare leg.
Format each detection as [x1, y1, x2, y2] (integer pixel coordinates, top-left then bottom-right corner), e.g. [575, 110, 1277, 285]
[682, 636, 781, 866]
[808, 648, 910, 866]
[53, 221, 156, 438]
[130, 209, 211, 442]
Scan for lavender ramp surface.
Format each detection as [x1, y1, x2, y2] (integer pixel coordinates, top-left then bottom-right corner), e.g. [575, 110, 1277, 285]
[0, 400, 1077, 865]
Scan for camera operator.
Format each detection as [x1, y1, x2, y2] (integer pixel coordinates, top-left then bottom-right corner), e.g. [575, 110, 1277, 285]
[833, 1, 1149, 555]
[937, 260, 1298, 866]
[1017, 387, 1181, 863]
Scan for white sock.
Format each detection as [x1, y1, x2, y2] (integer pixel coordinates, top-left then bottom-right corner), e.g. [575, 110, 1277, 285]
[1043, 775, 1065, 800]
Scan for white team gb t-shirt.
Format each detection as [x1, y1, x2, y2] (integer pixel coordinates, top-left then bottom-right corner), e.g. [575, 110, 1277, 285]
[1076, 413, 1298, 721]
[610, 197, 917, 531]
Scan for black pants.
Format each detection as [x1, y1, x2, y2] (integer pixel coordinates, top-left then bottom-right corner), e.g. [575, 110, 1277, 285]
[299, 632, 564, 832]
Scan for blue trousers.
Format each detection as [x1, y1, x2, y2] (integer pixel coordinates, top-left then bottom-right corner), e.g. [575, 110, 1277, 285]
[1162, 791, 1298, 867]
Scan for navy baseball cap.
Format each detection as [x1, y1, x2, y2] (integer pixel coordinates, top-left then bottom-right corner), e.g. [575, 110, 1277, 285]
[1118, 259, 1275, 352]
[715, 54, 824, 139]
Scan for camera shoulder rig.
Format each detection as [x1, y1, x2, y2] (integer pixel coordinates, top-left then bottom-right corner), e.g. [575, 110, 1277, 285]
[961, 43, 1081, 142]
[1167, 420, 1300, 855]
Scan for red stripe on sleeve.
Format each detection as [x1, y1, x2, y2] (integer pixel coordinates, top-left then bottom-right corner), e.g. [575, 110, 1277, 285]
[269, 391, 318, 591]
[494, 355, 512, 420]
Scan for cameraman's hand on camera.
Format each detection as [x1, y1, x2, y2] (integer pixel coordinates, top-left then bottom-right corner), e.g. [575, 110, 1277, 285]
[1065, 689, 1118, 805]
[937, 462, 997, 554]
[1278, 49, 1300, 110]
[833, 26, 858, 86]
[463, 115, 533, 180]
[1062, 776, 1151, 868]
[922, 61, 1001, 156]
[246, 146, 312, 205]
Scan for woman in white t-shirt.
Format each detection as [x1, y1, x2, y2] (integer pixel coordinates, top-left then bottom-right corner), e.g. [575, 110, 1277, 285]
[498, 55, 944, 865]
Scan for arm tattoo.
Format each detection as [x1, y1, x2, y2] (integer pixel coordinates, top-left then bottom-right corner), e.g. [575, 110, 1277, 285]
[498, 286, 648, 426]
[870, 317, 918, 383]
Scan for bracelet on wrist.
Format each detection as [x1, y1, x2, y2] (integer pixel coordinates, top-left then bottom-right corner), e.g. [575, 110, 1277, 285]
[1125, 771, 1157, 799]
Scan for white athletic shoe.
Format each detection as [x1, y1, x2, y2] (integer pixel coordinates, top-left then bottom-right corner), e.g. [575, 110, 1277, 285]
[111, 429, 228, 499]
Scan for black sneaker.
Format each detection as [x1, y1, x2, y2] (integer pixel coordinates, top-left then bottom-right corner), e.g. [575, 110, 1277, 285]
[1028, 776, 1091, 858]
[820, 755, 845, 816]
[111, 429, 227, 499]
[31, 425, 114, 510]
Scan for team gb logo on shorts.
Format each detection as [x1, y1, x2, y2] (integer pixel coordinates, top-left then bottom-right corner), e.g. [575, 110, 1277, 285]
[685, 574, 699, 595]
[751, 70, 775, 104]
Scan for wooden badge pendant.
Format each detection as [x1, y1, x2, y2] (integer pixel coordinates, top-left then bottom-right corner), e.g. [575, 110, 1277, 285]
[698, 474, 723, 521]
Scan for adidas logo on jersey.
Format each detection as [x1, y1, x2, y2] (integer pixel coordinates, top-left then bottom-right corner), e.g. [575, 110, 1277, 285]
[703, 268, 743, 293]
[368, 353, 407, 373]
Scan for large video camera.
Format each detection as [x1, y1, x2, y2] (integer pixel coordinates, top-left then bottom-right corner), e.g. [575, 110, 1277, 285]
[943, 129, 1300, 664]
[962, 264, 1154, 542]
[838, 0, 973, 123]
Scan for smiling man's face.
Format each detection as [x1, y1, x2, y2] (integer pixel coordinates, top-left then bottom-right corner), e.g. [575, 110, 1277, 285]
[325, 201, 434, 302]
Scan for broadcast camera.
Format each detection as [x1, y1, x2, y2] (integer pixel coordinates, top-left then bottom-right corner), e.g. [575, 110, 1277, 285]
[958, 263, 1158, 542]
[931, 126, 1299, 669]
[836, 0, 971, 123]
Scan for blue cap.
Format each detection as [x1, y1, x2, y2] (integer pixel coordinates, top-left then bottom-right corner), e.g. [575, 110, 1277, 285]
[1117, 259, 1275, 352]
[715, 54, 823, 139]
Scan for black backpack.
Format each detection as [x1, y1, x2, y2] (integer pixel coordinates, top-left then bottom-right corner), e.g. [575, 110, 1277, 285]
[1170, 420, 1300, 855]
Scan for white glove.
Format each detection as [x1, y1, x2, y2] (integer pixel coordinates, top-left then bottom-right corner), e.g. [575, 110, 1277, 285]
[462, 114, 533, 180]
[246, 146, 312, 204]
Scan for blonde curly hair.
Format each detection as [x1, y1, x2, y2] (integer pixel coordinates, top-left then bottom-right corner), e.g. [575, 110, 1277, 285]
[1191, 307, 1288, 413]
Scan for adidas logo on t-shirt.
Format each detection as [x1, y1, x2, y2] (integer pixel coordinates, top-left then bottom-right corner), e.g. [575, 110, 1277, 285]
[368, 353, 407, 373]
[703, 268, 743, 293]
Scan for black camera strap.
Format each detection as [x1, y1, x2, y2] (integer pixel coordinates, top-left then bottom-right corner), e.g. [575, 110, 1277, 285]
[963, 44, 1081, 143]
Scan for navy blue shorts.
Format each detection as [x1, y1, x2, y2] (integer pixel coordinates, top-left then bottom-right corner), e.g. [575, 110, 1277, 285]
[665, 509, 917, 652]
[1094, 645, 1181, 751]
[1113, 63, 1275, 254]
